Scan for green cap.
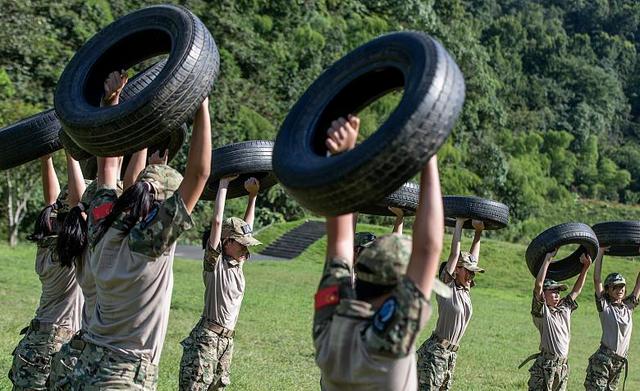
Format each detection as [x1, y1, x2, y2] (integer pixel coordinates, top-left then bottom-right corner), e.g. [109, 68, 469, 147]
[354, 232, 376, 248]
[222, 217, 262, 247]
[543, 279, 568, 291]
[356, 233, 451, 298]
[604, 273, 626, 287]
[136, 164, 183, 201]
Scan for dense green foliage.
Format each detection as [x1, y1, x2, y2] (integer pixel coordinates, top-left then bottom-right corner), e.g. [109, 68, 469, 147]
[2, 0, 640, 243]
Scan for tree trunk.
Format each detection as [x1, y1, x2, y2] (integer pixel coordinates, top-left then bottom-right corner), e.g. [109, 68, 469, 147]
[9, 224, 18, 247]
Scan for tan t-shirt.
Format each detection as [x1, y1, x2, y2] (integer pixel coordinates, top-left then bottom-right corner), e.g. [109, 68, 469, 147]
[434, 271, 472, 346]
[531, 293, 578, 357]
[314, 257, 430, 391]
[85, 190, 193, 364]
[596, 293, 638, 357]
[34, 236, 83, 331]
[202, 243, 245, 330]
[75, 247, 95, 331]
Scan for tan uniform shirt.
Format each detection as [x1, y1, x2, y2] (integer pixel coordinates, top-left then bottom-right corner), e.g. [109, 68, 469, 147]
[596, 293, 638, 357]
[75, 247, 95, 331]
[85, 189, 193, 364]
[202, 243, 245, 330]
[34, 236, 83, 331]
[531, 293, 578, 357]
[434, 271, 472, 346]
[313, 257, 430, 390]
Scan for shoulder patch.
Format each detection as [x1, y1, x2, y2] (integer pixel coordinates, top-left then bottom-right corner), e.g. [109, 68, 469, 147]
[315, 285, 340, 310]
[373, 297, 397, 332]
[141, 206, 159, 229]
[92, 202, 113, 221]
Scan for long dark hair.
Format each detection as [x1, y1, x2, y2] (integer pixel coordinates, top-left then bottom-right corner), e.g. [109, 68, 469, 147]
[56, 205, 88, 267]
[28, 202, 65, 242]
[94, 182, 155, 243]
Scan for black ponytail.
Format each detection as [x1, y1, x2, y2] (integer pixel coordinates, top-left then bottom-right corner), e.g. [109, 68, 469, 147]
[56, 205, 88, 267]
[94, 182, 155, 243]
[28, 203, 60, 242]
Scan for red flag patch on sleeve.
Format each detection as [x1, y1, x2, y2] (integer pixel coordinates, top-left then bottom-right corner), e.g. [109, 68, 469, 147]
[315, 285, 340, 310]
[92, 202, 114, 221]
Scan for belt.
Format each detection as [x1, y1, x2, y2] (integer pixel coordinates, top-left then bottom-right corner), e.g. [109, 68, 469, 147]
[518, 351, 567, 369]
[22, 319, 75, 340]
[599, 344, 628, 391]
[430, 333, 459, 352]
[201, 318, 235, 338]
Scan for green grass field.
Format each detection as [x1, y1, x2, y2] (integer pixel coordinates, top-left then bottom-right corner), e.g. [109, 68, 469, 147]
[1, 220, 640, 390]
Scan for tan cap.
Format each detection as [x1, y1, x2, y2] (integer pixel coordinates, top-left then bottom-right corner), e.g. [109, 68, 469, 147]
[458, 252, 485, 273]
[136, 164, 183, 201]
[222, 217, 262, 247]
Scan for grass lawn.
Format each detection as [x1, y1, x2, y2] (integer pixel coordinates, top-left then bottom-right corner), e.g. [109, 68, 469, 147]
[1, 220, 640, 390]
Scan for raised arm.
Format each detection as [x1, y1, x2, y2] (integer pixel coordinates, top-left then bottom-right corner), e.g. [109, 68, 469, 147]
[632, 270, 640, 302]
[389, 207, 404, 235]
[593, 247, 606, 297]
[97, 70, 128, 188]
[177, 98, 211, 213]
[444, 218, 465, 280]
[243, 177, 260, 229]
[123, 148, 148, 190]
[534, 250, 556, 300]
[568, 253, 592, 301]
[65, 152, 85, 206]
[470, 220, 484, 263]
[41, 155, 60, 205]
[208, 175, 236, 250]
[405, 155, 444, 296]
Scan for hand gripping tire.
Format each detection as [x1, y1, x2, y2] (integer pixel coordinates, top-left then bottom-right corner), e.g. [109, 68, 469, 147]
[592, 221, 640, 257]
[525, 222, 599, 281]
[358, 182, 419, 216]
[272, 31, 465, 216]
[79, 125, 186, 179]
[0, 110, 62, 170]
[203, 141, 278, 200]
[54, 4, 219, 156]
[443, 196, 510, 230]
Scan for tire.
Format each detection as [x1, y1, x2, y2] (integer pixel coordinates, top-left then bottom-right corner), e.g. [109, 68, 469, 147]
[79, 125, 186, 179]
[273, 31, 465, 216]
[525, 223, 599, 281]
[204, 141, 278, 200]
[358, 182, 419, 216]
[443, 196, 510, 230]
[60, 130, 93, 161]
[592, 221, 640, 257]
[54, 4, 219, 156]
[0, 110, 62, 170]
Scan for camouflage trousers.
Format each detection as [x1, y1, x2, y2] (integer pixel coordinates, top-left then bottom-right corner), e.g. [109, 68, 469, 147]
[416, 335, 458, 391]
[8, 323, 73, 390]
[584, 345, 628, 390]
[68, 341, 158, 390]
[526, 352, 569, 391]
[179, 320, 235, 391]
[49, 331, 85, 390]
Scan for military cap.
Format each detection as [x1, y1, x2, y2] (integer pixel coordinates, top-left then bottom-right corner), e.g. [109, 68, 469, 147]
[136, 164, 183, 201]
[604, 273, 626, 287]
[354, 232, 376, 248]
[222, 217, 261, 247]
[458, 252, 485, 273]
[543, 279, 568, 291]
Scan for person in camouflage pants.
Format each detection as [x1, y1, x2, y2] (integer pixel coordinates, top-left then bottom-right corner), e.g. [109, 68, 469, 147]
[584, 247, 640, 391]
[179, 175, 262, 390]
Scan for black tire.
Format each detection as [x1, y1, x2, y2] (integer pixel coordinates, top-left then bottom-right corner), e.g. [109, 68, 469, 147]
[0, 110, 62, 170]
[525, 223, 599, 281]
[592, 221, 640, 257]
[54, 4, 219, 156]
[358, 182, 419, 216]
[205, 141, 278, 200]
[79, 125, 186, 179]
[272, 31, 465, 216]
[443, 196, 510, 230]
[60, 130, 93, 161]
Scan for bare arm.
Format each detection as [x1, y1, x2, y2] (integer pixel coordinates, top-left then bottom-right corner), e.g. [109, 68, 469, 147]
[65, 152, 85, 206]
[632, 271, 640, 302]
[470, 220, 484, 262]
[208, 175, 236, 250]
[445, 218, 465, 278]
[593, 247, 606, 297]
[534, 251, 555, 300]
[177, 98, 211, 214]
[405, 156, 444, 296]
[41, 155, 60, 205]
[243, 177, 260, 229]
[389, 207, 404, 234]
[123, 148, 148, 190]
[568, 253, 592, 301]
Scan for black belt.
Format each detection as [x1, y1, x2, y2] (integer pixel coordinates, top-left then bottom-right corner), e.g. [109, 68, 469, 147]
[20, 319, 75, 340]
[518, 351, 567, 369]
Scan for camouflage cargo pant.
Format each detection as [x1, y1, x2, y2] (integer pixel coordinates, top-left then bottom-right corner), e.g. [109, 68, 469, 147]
[584, 345, 627, 390]
[179, 321, 234, 391]
[416, 336, 458, 391]
[68, 341, 158, 390]
[49, 332, 85, 390]
[8, 324, 72, 390]
[527, 353, 569, 391]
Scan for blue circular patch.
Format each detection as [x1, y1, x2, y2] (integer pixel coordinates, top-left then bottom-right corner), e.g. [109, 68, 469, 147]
[373, 297, 397, 331]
